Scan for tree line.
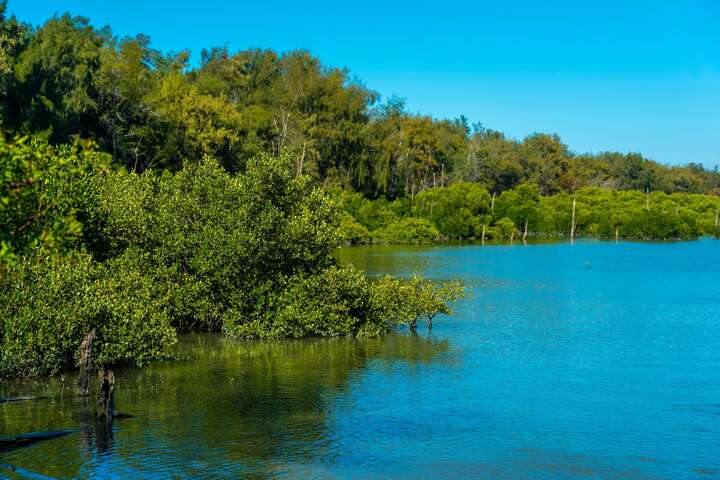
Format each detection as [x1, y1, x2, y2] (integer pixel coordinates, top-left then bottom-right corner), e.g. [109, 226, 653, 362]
[336, 183, 720, 244]
[1, 5, 719, 200]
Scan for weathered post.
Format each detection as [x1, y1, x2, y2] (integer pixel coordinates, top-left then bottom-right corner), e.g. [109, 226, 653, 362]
[77, 329, 97, 396]
[97, 368, 115, 420]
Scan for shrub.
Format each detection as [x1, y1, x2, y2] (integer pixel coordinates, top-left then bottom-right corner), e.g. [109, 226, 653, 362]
[338, 213, 370, 244]
[0, 251, 176, 377]
[375, 217, 439, 244]
[491, 217, 517, 239]
[370, 274, 465, 330]
[224, 265, 380, 339]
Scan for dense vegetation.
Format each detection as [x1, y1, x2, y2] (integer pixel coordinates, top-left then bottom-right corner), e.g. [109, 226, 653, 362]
[0, 137, 463, 377]
[336, 183, 720, 244]
[0, 3, 717, 376]
[0, 4, 719, 198]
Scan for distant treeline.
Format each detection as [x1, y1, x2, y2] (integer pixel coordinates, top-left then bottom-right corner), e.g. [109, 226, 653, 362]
[336, 183, 720, 245]
[1, 5, 719, 201]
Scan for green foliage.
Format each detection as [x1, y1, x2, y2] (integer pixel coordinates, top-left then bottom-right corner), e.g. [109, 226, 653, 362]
[224, 265, 380, 339]
[0, 252, 175, 377]
[96, 152, 340, 331]
[375, 217, 440, 245]
[9, 14, 106, 142]
[370, 275, 465, 329]
[496, 183, 541, 233]
[492, 217, 518, 239]
[0, 135, 108, 275]
[2, 9, 718, 197]
[338, 212, 370, 244]
[414, 182, 490, 238]
[338, 183, 720, 243]
[0, 137, 465, 377]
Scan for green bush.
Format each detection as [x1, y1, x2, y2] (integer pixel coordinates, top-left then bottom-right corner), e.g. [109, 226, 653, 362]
[491, 217, 517, 239]
[338, 213, 370, 244]
[375, 217, 439, 244]
[0, 251, 176, 377]
[0, 135, 108, 275]
[370, 274, 465, 330]
[224, 265, 380, 339]
[414, 183, 490, 238]
[1, 141, 466, 378]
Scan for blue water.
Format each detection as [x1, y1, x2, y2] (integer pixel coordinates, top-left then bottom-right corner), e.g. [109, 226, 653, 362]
[2, 239, 719, 479]
[336, 239, 720, 479]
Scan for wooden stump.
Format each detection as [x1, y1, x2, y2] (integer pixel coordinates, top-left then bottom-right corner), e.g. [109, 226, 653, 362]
[77, 329, 97, 396]
[97, 368, 115, 420]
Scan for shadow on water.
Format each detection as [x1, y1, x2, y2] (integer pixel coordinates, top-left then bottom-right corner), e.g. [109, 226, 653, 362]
[0, 332, 452, 478]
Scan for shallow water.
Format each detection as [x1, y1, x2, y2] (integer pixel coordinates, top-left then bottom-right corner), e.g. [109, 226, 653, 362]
[2, 239, 720, 479]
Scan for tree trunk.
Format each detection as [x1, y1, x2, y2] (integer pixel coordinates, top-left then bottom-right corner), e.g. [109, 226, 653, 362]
[523, 219, 528, 244]
[481, 224, 486, 245]
[715, 208, 719, 228]
[297, 141, 306, 176]
[646, 187, 650, 210]
[491, 192, 496, 214]
[615, 225, 619, 242]
[77, 329, 97, 396]
[570, 195, 577, 241]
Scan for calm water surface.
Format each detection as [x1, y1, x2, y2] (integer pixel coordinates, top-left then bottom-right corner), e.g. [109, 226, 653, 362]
[1, 240, 720, 479]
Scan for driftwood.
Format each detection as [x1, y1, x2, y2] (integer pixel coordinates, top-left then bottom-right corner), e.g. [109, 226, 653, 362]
[97, 368, 115, 419]
[0, 429, 77, 452]
[77, 329, 97, 396]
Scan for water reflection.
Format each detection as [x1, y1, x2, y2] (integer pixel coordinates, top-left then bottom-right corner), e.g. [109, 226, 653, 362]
[0, 333, 452, 478]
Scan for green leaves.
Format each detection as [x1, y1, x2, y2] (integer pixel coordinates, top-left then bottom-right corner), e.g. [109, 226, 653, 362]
[0, 134, 108, 274]
[370, 274, 466, 330]
[0, 251, 175, 377]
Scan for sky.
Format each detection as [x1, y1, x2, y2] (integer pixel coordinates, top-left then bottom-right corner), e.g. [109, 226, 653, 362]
[8, 0, 720, 167]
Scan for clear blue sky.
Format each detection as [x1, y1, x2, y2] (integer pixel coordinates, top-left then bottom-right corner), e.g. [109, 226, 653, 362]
[8, 0, 720, 167]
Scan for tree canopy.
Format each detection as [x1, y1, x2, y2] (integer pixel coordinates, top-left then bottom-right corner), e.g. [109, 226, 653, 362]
[0, 6, 717, 199]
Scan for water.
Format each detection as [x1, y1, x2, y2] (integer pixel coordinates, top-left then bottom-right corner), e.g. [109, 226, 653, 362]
[2, 239, 720, 479]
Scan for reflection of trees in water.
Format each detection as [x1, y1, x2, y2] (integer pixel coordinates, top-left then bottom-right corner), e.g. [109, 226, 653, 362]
[0, 396, 108, 477]
[75, 397, 114, 455]
[0, 333, 452, 478]
[336, 246, 436, 278]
